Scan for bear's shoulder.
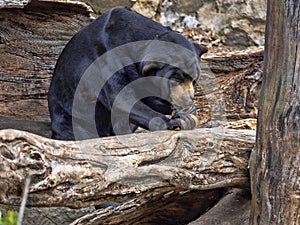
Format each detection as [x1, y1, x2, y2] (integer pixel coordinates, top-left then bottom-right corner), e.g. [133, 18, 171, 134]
[91, 7, 168, 37]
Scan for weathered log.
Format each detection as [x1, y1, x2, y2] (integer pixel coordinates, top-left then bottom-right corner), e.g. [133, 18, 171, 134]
[0, 0, 31, 8]
[0, 128, 255, 209]
[0, 116, 52, 138]
[70, 188, 252, 225]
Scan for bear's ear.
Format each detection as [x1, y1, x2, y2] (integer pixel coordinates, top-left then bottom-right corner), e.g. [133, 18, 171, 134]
[193, 43, 208, 57]
[142, 62, 161, 76]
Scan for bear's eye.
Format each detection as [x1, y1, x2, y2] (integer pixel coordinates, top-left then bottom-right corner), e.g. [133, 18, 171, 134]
[171, 72, 193, 83]
[170, 70, 182, 80]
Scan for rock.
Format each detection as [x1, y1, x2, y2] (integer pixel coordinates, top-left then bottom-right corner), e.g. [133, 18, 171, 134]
[37, 0, 265, 48]
[214, 0, 266, 47]
[158, 0, 266, 48]
[84, 0, 134, 14]
[171, 0, 204, 15]
[189, 189, 251, 225]
[0, 204, 94, 225]
[132, 0, 160, 18]
[159, 0, 200, 31]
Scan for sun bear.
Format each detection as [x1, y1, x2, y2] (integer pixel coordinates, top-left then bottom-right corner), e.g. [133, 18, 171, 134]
[48, 7, 207, 140]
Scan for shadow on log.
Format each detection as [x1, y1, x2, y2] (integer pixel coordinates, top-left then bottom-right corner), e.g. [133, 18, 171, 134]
[72, 189, 225, 225]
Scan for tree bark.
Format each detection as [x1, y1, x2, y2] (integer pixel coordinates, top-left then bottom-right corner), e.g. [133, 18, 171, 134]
[250, 1, 300, 224]
[0, 1, 92, 122]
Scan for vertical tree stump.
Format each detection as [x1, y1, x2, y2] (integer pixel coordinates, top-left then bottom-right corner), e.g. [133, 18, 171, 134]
[250, 1, 300, 224]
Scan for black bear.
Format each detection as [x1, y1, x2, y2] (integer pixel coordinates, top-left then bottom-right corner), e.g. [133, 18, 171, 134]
[48, 7, 207, 140]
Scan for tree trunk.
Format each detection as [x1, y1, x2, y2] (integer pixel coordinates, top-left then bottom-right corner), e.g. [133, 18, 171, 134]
[250, 1, 300, 224]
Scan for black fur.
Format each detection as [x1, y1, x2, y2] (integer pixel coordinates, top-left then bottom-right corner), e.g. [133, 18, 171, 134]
[48, 7, 207, 140]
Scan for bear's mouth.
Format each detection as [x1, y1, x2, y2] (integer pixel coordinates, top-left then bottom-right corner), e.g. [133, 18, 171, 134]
[169, 80, 196, 115]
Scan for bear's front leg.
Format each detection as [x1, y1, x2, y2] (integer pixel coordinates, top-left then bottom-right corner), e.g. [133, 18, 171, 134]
[128, 101, 198, 132]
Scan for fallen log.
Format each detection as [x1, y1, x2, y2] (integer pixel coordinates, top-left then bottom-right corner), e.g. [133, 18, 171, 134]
[0, 128, 255, 209]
